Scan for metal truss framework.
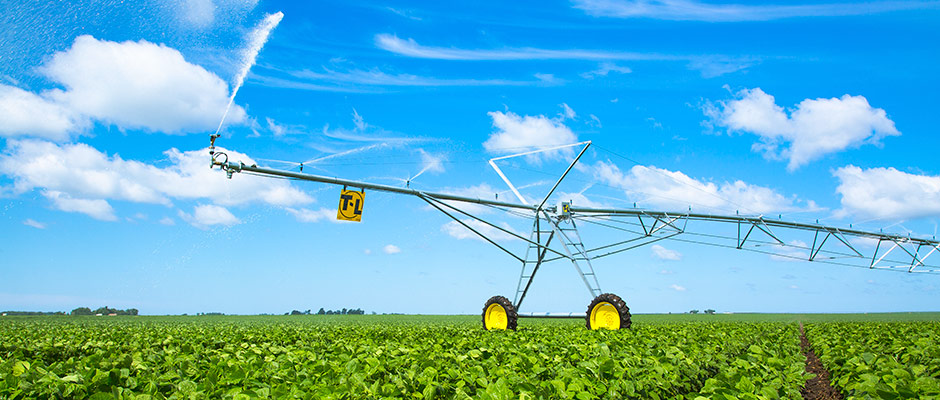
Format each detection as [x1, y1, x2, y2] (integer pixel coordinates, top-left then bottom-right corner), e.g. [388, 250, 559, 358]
[210, 138, 940, 313]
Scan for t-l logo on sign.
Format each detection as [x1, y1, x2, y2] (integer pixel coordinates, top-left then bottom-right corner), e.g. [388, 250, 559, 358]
[337, 189, 364, 222]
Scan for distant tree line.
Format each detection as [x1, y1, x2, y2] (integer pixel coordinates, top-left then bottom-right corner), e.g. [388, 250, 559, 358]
[1, 307, 140, 316]
[689, 309, 717, 315]
[287, 308, 367, 315]
[71, 306, 139, 316]
[1, 311, 67, 316]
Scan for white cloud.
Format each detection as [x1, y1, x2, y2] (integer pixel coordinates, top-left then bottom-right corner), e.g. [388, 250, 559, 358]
[352, 108, 368, 132]
[556, 191, 606, 209]
[375, 34, 676, 61]
[483, 110, 578, 159]
[285, 207, 341, 223]
[40, 35, 245, 134]
[559, 103, 577, 120]
[849, 236, 880, 249]
[374, 34, 749, 77]
[441, 219, 521, 242]
[385, 7, 422, 21]
[363, 248, 372, 255]
[687, 57, 755, 78]
[0, 140, 312, 220]
[179, 204, 240, 229]
[571, 0, 933, 21]
[383, 244, 401, 254]
[159, 217, 176, 226]
[43, 190, 116, 221]
[705, 88, 899, 170]
[22, 219, 46, 229]
[581, 62, 632, 79]
[0, 84, 84, 141]
[534, 73, 561, 84]
[670, 284, 686, 292]
[834, 165, 940, 220]
[588, 114, 602, 128]
[274, 66, 534, 89]
[651, 244, 682, 261]
[266, 117, 287, 136]
[438, 183, 503, 215]
[770, 240, 809, 262]
[592, 160, 805, 214]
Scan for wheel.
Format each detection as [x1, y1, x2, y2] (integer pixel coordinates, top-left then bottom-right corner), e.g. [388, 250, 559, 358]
[585, 293, 631, 330]
[481, 295, 518, 330]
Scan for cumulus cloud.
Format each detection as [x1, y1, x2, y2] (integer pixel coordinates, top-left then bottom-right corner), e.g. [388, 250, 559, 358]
[179, 204, 240, 229]
[651, 244, 682, 261]
[0, 140, 312, 219]
[43, 190, 117, 221]
[441, 219, 521, 242]
[0, 85, 84, 141]
[704, 88, 899, 170]
[670, 284, 686, 292]
[383, 244, 401, 254]
[834, 165, 940, 220]
[592, 160, 806, 214]
[285, 207, 341, 223]
[484, 110, 578, 160]
[38, 35, 245, 134]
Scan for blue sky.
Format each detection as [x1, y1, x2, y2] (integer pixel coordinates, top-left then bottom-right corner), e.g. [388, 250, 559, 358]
[2, 0, 939, 315]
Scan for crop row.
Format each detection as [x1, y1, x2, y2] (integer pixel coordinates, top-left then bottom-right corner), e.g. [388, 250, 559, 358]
[1, 318, 807, 399]
[805, 321, 940, 399]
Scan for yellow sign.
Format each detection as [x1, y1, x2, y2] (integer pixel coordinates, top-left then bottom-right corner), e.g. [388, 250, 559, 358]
[337, 189, 364, 222]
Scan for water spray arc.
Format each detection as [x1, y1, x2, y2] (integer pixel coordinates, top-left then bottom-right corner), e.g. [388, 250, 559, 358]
[210, 138, 940, 331]
[214, 11, 284, 136]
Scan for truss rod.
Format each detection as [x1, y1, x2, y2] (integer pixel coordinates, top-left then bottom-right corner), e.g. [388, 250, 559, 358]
[422, 195, 570, 261]
[574, 214, 936, 269]
[418, 195, 523, 263]
[216, 161, 538, 211]
[577, 214, 921, 264]
[569, 207, 939, 247]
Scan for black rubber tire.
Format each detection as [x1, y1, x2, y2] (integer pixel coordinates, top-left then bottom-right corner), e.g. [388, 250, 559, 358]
[481, 295, 518, 330]
[585, 293, 632, 330]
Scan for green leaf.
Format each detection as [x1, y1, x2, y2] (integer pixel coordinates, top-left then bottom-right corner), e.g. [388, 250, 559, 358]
[12, 360, 30, 376]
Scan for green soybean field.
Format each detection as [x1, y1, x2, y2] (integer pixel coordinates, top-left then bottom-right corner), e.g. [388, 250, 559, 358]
[1, 314, 938, 399]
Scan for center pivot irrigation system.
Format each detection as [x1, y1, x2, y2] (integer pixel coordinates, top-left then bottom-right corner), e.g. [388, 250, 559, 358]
[209, 136, 940, 331]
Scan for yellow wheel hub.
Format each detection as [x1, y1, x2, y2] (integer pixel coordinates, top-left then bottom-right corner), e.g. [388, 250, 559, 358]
[589, 302, 621, 330]
[484, 303, 508, 330]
